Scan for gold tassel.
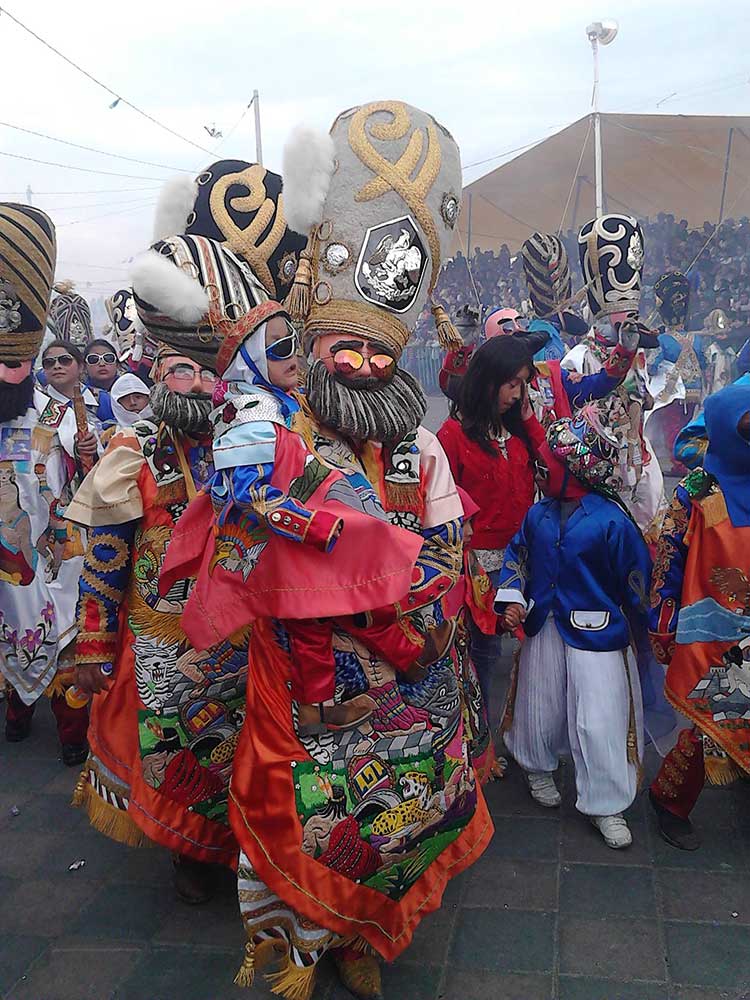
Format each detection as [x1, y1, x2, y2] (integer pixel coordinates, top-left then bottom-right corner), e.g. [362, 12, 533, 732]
[705, 754, 743, 786]
[234, 942, 256, 989]
[499, 647, 520, 735]
[266, 958, 316, 1000]
[73, 777, 152, 848]
[284, 239, 315, 323]
[431, 302, 463, 351]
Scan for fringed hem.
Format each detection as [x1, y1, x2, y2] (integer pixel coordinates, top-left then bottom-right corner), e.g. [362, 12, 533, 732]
[72, 774, 151, 848]
[705, 754, 743, 786]
[266, 961, 316, 1000]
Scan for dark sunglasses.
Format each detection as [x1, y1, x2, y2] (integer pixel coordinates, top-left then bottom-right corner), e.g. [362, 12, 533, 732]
[0, 359, 24, 369]
[266, 329, 300, 361]
[42, 354, 76, 370]
[86, 352, 117, 365]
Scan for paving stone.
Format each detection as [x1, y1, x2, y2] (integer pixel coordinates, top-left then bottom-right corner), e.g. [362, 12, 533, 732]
[0, 877, 103, 937]
[561, 814, 652, 867]
[0, 757, 64, 797]
[72, 883, 176, 941]
[650, 813, 748, 872]
[5, 946, 142, 1000]
[114, 946, 258, 999]
[9, 792, 92, 836]
[686, 786, 739, 830]
[0, 936, 48, 995]
[560, 918, 665, 980]
[331, 961, 441, 1000]
[658, 869, 750, 924]
[449, 908, 554, 973]
[396, 903, 455, 968]
[665, 921, 750, 989]
[483, 764, 562, 818]
[439, 968, 552, 1000]
[669, 988, 748, 1000]
[463, 858, 558, 910]
[484, 816, 560, 861]
[558, 978, 668, 999]
[152, 892, 246, 951]
[559, 864, 656, 917]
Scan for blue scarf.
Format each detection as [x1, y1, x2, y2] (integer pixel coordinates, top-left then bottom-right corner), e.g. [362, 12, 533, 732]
[704, 384, 750, 527]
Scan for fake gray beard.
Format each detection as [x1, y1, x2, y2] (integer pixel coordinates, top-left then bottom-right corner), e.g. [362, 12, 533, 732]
[306, 359, 427, 444]
[149, 382, 212, 436]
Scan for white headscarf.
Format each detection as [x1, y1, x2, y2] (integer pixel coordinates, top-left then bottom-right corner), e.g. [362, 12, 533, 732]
[222, 321, 270, 386]
[110, 373, 152, 427]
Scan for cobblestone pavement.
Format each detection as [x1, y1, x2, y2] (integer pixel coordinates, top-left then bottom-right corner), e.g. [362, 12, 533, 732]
[3, 675, 750, 1000]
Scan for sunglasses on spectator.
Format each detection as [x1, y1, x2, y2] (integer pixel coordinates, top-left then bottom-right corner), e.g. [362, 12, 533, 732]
[86, 352, 117, 365]
[332, 347, 395, 380]
[265, 329, 300, 362]
[166, 363, 217, 385]
[42, 354, 76, 370]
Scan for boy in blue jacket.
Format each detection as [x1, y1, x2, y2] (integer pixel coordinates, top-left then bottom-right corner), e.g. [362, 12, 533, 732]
[496, 404, 652, 849]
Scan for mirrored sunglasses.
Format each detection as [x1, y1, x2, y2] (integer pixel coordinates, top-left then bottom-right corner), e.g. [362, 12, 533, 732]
[86, 352, 117, 365]
[332, 348, 395, 380]
[42, 354, 75, 370]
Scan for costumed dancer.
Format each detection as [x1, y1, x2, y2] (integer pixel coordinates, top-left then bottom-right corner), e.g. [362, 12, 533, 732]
[48, 280, 93, 348]
[648, 384, 750, 850]
[220, 101, 492, 1000]
[646, 271, 707, 475]
[0, 204, 89, 765]
[558, 223, 666, 541]
[703, 308, 737, 396]
[496, 404, 653, 849]
[485, 221, 640, 432]
[674, 370, 750, 471]
[66, 163, 309, 903]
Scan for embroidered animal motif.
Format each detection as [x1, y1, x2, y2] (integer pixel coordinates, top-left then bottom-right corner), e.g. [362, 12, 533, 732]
[711, 567, 750, 611]
[369, 771, 432, 836]
[134, 635, 180, 710]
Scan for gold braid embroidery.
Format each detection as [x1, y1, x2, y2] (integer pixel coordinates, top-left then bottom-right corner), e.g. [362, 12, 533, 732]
[348, 101, 442, 291]
[83, 532, 130, 574]
[208, 164, 285, 295]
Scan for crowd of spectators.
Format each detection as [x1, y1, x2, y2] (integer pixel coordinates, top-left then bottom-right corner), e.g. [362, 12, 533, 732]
[410, 213, 750, 346]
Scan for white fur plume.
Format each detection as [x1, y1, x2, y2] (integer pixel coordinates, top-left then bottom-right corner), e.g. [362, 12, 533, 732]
[152, 174, 198, 242]
[131, 250, 209, 322]
[282, 125, 335, 236]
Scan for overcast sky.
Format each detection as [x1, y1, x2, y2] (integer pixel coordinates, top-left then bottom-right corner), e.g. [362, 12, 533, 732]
[2, 0, 748, 319]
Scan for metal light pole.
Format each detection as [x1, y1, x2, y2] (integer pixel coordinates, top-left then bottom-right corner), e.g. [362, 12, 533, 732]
[252, 89, 263, 166]
[586, 20, 618, 218]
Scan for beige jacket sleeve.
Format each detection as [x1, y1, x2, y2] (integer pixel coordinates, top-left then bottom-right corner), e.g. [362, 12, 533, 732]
[65, 429, 146, 527]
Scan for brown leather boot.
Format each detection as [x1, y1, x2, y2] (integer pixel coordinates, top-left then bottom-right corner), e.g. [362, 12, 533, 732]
[297, 694, 376, 735]
[331, 945, 383, 1000]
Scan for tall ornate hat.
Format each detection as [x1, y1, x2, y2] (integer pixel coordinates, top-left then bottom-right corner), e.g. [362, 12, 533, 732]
[281, 100, 463, 358]
[48, 281, 93, 347]
[0, 203, 57, 361]
[522, 232, 572, 318]
[654, 271, 690, 329]
[131, 234, 269, 370]
[152, 160, 306, 302]
[577, 214, 644, 321]
[103, 288, 143, 358]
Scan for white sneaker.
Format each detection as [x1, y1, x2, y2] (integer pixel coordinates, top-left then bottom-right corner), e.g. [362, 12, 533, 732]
[591, 814, 632, 849]
[526, 771, 561, 808]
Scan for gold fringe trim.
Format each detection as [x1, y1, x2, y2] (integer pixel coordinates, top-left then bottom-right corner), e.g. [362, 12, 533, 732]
[73, 776, 151, 848]
[234, 942, 256, 989]
[705, 754, 743, 786]
[266, 958, 316, 1000]
[499, 647, 520, 735]
[431, 301, 463, 351]
[349, 935, 378, 957]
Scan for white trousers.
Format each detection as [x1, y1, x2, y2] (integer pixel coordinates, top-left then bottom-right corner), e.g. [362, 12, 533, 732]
[506, 617, 643, 816]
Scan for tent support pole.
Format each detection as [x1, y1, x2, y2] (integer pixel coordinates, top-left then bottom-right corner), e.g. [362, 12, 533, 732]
[466, 192, 473, 257]
[719, 127, 734, 224]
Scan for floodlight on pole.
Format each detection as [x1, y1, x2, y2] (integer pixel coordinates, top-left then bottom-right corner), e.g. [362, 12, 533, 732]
[586, 19, 618, 218]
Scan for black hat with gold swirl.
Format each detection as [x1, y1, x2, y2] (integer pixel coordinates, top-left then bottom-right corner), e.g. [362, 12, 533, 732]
[0, 203, 57, 362]
[152, 159, 306, 302]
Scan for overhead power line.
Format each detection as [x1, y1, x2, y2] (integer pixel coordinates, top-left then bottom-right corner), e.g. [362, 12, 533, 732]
[0, 5, 215, 157]
[0, 150, 167, 180]
[57, 199, 157, 227]
[0, 122, 193, 172]
[0, 187, 160, 195]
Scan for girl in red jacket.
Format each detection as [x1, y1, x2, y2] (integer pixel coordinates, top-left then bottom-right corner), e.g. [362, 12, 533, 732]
[437, 336, 546, 717]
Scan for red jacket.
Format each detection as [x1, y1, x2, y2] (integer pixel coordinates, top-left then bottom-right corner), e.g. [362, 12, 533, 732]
[437, 414, 545, 552]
